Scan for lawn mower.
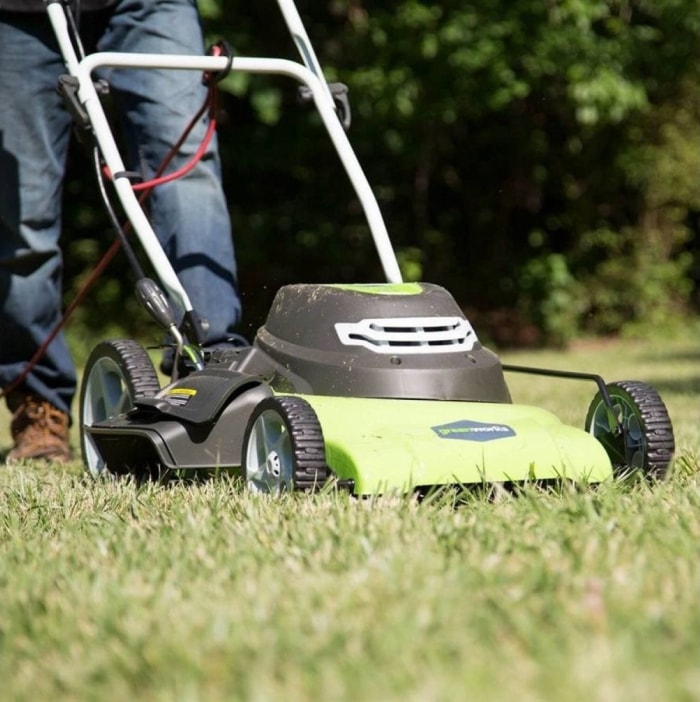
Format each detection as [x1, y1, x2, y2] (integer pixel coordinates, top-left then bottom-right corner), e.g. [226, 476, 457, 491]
[47, 0, 675, 495]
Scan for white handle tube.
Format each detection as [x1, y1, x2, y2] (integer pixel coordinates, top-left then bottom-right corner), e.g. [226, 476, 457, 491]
[78, 52, 403, 284]
[46, 2, 80, 73]
[276, 0, 335, 103]
[48, 0, 403, 294]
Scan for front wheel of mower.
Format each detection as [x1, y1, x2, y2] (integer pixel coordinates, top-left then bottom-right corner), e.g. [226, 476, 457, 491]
[79, 339, 161, 477]
[242, 395, 329, 494]
[585, 380, 674, 479]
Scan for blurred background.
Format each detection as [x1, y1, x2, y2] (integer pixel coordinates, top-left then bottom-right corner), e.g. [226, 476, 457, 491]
[61, 0, 700, 352]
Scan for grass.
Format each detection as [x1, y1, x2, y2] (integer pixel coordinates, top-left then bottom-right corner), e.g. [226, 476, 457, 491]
[0, 329, 698, 701]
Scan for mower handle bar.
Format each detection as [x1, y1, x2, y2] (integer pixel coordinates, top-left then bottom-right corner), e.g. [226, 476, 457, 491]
[46, 2, 403, 328]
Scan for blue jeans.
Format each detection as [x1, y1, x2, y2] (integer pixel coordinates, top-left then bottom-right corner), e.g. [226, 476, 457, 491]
[0, 0, 241, 416]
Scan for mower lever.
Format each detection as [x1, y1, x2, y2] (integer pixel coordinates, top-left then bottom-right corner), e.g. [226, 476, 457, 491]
[57, 74, 91, 142]
[57, 74, 110, 144]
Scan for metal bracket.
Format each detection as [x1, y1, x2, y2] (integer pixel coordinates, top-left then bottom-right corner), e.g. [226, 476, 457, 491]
[298, 82, 351, 130]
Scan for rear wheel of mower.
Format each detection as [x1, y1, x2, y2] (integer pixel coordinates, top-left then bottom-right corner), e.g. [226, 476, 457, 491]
[585, 380, 674, 479]
[242, 395, 329, 494]
[80, 339, 161, 477]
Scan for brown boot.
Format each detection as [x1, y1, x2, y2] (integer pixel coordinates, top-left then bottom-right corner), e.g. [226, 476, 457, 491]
[6, 393, 72, 464]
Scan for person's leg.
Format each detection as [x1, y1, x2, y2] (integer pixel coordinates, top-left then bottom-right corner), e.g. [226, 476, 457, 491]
[0, 13, 77, 416]
[0, 11, 76, 461]
[99, 0, 242, 345]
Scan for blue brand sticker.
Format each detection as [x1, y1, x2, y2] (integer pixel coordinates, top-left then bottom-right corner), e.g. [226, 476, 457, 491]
[432, 419, 516, 442]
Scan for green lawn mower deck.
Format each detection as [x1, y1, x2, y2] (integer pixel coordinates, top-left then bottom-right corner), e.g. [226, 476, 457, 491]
[80, 282, 675, 494]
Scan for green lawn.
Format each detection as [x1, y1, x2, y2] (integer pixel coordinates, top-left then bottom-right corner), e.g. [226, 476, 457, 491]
[0, 330, 698, 701]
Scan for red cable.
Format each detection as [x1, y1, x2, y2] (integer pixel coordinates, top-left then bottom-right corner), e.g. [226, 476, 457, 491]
[102, 114, 216, 192]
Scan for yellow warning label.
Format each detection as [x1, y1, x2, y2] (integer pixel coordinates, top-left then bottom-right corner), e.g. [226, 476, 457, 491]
[167, 388, 197, 397]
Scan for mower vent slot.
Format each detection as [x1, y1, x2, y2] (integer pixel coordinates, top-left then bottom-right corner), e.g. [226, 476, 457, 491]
[335, 316, 477, 354]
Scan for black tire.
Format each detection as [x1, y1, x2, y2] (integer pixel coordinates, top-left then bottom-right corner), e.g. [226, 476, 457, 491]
[79, 339, 161, 477]
[585, 380, 675, 479]
[242, 395, 329, 494]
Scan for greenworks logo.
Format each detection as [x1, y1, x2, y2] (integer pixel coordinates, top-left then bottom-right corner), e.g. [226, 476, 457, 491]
[432, 420, 516, 442]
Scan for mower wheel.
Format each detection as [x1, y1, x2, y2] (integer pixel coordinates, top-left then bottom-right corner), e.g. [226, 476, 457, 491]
[585, 380, 674, 479]
[242, 395, 329, 494]
[80, 339, 161, 477]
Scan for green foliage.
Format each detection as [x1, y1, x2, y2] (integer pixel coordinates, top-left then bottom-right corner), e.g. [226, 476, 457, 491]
[518, 252, 584, 346]
[396, 245, 424, 282]
[577, 226, 693, 334]
[574, 81, 700, 334]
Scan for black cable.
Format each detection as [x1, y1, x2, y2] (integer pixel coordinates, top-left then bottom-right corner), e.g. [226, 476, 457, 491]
[64, 0, 86, 61]
[92, 145, 146, 279]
